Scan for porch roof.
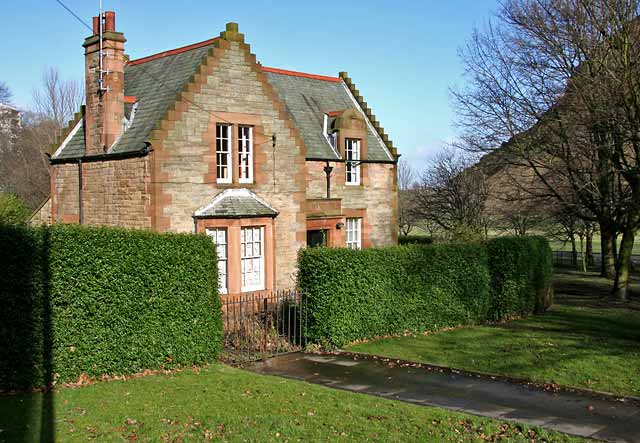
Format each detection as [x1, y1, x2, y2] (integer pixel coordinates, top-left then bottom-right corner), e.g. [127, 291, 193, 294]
[194, 189, 278, 219]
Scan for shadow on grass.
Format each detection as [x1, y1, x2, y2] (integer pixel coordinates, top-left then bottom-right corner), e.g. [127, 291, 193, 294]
[0, 226, 54, 442]
[553, 268, 640, 310]
[501, 307, 640, 342]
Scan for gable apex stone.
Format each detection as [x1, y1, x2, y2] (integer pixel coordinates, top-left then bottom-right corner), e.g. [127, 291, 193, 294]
[220, 22, 245, 43]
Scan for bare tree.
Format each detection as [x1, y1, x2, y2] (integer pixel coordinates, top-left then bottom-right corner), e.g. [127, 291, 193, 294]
[494, 194, 546, 236]
[0, 112, 50, 209]
[546, 209, 597, 272]
[398, 158, 416, 191]
[483, 160, 548, 236]
[398, 159, 419, 236]
[0, 81, 12, 105]
[452, 0, 640, 300]
[0, 68, 80, 210]
[413, 149, 490, 240]
[32, 66, 84, 146]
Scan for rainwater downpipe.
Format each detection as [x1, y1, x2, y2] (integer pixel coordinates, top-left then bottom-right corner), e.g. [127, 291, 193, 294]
[78, 159, 84, 224]
[323, 161, 333, 199]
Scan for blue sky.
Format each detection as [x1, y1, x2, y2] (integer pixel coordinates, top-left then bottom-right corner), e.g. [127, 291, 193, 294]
[1, 0, 499, 170]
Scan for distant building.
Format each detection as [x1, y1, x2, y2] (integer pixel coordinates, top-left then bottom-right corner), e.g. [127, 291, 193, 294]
[0, 103, 21, 143]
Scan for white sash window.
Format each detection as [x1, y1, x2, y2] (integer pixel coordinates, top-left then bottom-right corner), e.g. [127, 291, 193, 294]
[241, 226, 265, 292]
[346, 218, 362, 250]
[238, 126, 254, 183]
[345, 138, 361, 185]
[216, 124, 232, 183]
[206, 228, 228, 294]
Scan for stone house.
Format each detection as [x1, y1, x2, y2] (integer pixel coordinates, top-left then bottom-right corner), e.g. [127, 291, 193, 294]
[34, 12, 399, 296]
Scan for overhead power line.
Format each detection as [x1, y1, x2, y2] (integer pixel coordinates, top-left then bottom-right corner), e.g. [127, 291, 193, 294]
[54, 0, 93, 31]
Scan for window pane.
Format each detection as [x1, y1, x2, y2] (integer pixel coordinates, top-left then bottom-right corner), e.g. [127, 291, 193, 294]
[346, 218, 362, 250]
[216, 124, 231, 182]
[345, 139, 361, 184]
[241, 226, 264, 292]
[207, 228, 228, 292]
[238, 126, 253, 182]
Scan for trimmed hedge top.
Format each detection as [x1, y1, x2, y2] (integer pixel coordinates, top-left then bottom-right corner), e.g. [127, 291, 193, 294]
[0, 224, 222, 390]
[298, 237, 552, 348]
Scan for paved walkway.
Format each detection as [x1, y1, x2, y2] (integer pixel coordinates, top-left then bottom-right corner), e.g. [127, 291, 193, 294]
[248, 353, 640, 443]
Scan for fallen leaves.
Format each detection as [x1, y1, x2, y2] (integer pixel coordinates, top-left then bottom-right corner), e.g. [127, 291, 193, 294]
[427, 418, 552, 442]
[158, 417, 228, 442]
[50, 364, 213, 391]
[367, 415, 389, 421]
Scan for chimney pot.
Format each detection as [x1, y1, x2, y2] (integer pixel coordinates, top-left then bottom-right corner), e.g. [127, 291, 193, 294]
[92, 16, 99, 34]
[104, 11, 116, 32]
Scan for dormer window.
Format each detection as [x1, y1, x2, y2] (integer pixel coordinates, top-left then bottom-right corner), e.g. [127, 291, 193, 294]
[345, 138, 361, 185]
[323, 113, 337, 150]
[327, 133, 337, 150]
[216, 124, 232, 183]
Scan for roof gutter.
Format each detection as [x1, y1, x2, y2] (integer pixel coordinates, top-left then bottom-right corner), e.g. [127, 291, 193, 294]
[49, 145, 152, 165]
[191, 213, 278, 220]
[305, 157, 398, 165]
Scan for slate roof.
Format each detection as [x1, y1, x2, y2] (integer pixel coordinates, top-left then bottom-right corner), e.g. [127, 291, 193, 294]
[195, 189, 278, 219]
[54, 40, 216, 160]
[52, 39, 394, 163]
[54, 119, 86, 159]
[263, 71, 393, 161]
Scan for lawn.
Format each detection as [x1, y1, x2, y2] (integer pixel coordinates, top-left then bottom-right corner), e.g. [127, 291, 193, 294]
[348, 270, 640, 398]
[0, 364, 586, 443]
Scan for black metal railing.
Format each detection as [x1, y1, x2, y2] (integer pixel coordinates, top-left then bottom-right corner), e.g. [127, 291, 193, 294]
[221, 290, 307, 364]
[552, 250, 640, 268]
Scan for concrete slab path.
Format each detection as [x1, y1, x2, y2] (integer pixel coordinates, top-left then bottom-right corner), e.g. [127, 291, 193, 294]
[248, 353, 640, 443]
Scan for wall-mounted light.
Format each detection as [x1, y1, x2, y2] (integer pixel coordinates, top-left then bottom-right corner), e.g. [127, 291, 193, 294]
[336, 222, 345, 230]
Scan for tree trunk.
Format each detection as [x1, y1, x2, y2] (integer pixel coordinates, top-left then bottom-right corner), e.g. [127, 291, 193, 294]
[600, 224, 617, 279]
[586, 230, 594, 268]
[578, 235, 586, 272]
[570, 234, 578, 268]
[613, 228, 635, 301]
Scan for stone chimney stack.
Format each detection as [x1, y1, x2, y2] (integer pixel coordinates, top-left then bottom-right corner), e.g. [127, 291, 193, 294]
[83, 11, 126, 155]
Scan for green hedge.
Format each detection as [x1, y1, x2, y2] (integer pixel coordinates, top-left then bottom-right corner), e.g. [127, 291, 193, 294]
[0, 224, 222, 390]
[486, 236, 553, 320]
[398, 235, 434, 246]
[298, 237, 553, 347]
[298, 244, 491, 348]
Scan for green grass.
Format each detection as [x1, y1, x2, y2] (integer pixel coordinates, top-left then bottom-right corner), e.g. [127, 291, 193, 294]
[0, 364, 586, 443]
[348, 270, 640, 398]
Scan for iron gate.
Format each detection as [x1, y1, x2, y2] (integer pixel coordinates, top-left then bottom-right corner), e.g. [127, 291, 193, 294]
[221, 290, 307, 364]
